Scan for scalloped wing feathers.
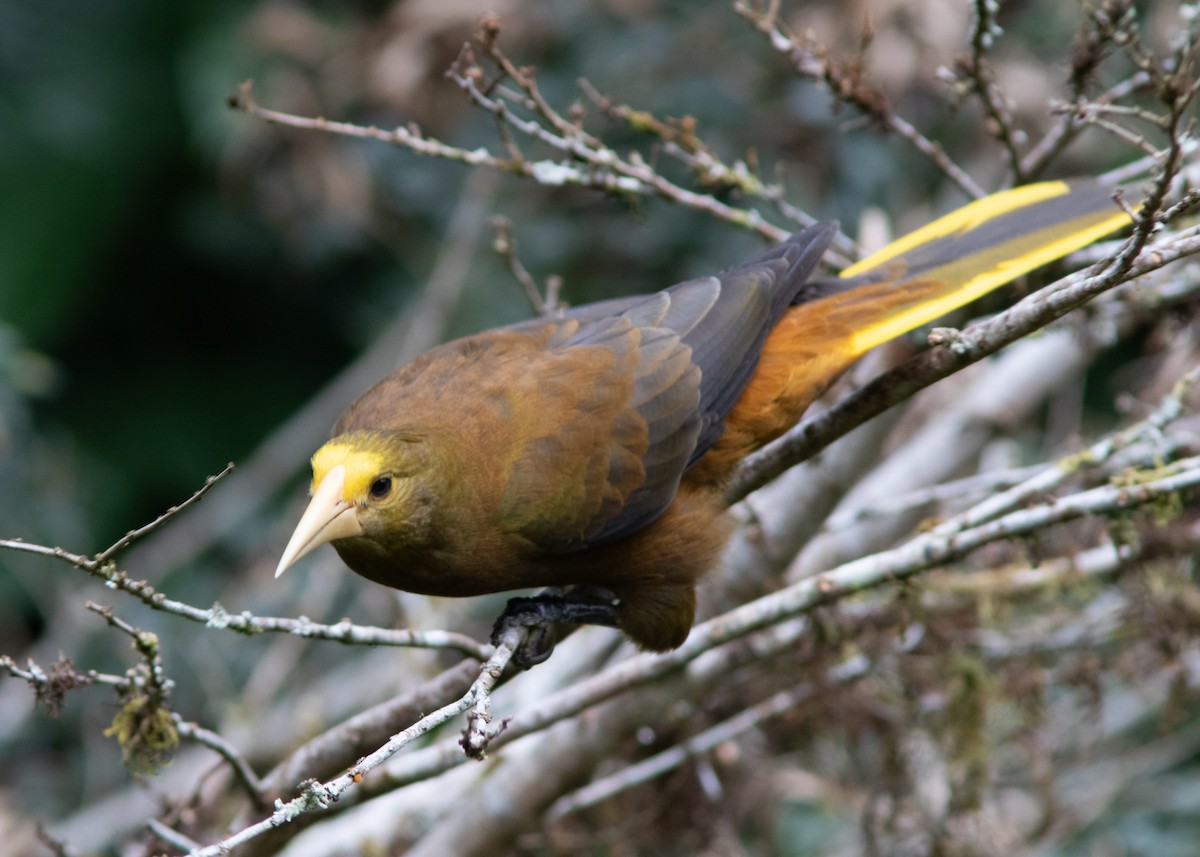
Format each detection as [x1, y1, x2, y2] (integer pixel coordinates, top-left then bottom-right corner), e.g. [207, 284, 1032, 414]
[336, 225, 836, 554]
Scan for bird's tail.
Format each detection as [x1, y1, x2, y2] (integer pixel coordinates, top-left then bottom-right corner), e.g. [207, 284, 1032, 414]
[689, 178, 1132, 485]
[828, 178, 1132, 356]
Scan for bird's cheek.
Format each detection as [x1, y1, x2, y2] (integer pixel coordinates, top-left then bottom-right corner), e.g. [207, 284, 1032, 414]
[387, 483, 441, 544]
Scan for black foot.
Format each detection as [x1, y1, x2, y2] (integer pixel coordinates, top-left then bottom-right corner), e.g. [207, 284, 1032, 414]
[491, 589, 620, 668]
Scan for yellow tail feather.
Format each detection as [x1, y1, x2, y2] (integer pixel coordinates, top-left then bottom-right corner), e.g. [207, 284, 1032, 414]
[835, 178, 1132, 356]
[692, 178, 1133, 484]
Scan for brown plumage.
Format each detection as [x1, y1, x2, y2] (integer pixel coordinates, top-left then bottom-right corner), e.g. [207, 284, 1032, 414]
[276, 179, 1131, 655]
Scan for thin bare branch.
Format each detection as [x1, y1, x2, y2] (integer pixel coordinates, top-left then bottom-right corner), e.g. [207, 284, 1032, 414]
[94, 464, 234, 565]
[174, 716, 267, 807]
[0, 526, 491, 660]
[148, 820, 202, 854]
[735, 0, 987, 199]
[931, 364, 1200, 536]
[184, 634, 519, 856]
[489, 215, 560, 316]
[956, 0, 1026, 180]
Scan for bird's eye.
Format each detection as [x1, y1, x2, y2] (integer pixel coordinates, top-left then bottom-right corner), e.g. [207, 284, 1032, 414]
[368, 476, 393, 499]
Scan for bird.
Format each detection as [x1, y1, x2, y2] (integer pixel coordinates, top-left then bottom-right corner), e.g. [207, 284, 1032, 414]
[275, 178, 1131, 659]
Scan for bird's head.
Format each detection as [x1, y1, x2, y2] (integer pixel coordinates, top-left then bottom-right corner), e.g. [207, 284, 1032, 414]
[275, 430, 430, 578]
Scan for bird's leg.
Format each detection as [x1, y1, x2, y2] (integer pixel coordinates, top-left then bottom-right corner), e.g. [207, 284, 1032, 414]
[491, 586, 620, 668]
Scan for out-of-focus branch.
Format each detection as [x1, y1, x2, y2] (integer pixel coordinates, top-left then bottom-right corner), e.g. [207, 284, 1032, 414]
[820, 464, 1042, 532]
[173, 716, 266, 807]
[956, 0, 1026, 181]
[545, 639, 902, 821]
[488, 216, 562, 316]
[148, 820, 203, 854]
[932, 364, 1200, 537]
[735, 0, 987, 199]
[1019, 0, 1151, 179]
[447, 40, 793, 243]
[575, 76, 860, 263]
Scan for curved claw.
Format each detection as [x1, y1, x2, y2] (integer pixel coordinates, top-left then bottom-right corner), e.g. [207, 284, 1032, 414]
[491, 592, 621, 669]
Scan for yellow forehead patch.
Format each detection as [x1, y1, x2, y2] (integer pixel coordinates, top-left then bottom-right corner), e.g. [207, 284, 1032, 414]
[312, 442, 386, 501]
